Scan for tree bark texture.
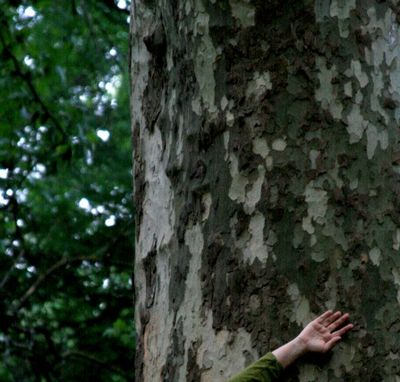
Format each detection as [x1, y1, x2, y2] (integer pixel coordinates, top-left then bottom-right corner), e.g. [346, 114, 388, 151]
[131, 1, 400, 380]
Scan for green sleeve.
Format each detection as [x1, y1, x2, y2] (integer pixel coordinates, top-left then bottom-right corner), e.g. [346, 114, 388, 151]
[228, 352, 283, 382]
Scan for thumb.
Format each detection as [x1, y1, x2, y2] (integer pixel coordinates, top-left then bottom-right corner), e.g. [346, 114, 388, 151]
[323, 336, 341, 353]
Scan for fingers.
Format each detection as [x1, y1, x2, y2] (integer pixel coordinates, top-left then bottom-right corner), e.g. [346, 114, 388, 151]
[323, 311, 342, 326]
[332, 323, 354, 337]
[316, 310, 334, 324]
[317, 310, 354, 335]
[327, 312, 350, 331]
[324, 322, 354, 352]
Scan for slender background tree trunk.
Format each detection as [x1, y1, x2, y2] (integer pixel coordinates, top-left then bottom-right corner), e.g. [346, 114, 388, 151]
[131, 0, 400, 380]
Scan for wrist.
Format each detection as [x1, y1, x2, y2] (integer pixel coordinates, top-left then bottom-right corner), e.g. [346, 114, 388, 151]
[272, 336, 308, 369]
[292, 335, 308, 355]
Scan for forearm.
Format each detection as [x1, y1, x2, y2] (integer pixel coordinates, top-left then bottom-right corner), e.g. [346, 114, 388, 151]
[271, 336, 307, 368]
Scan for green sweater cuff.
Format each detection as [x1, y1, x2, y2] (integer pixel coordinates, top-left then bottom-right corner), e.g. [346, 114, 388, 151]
[228, 352, 283, 382]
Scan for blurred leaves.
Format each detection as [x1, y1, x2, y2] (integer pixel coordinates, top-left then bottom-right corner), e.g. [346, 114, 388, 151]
[0, 0, 134, 380]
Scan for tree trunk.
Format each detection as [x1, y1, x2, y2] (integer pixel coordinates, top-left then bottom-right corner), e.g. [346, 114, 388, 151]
[130, 0, 400, 380]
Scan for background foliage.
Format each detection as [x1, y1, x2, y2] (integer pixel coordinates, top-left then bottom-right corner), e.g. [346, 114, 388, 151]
[0, 0, 134, 380]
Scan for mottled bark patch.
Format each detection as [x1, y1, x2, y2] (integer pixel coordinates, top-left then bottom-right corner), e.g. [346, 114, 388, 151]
[133, 0, 400, 380]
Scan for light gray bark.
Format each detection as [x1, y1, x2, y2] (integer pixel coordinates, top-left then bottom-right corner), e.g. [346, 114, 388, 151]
[131, 0, 400, 380]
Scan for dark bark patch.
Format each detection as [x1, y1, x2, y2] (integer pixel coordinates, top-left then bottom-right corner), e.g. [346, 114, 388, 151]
[133, 122, 145, 237]
[161, 318, 184, 382]
[186, 341, 201, 382]
[168, 244, 190, 312]
[143, 246, 157, 308]
[143, 22, 167, 132]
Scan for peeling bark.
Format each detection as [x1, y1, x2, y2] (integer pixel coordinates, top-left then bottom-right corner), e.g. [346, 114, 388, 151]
[131, 0, 400, 380]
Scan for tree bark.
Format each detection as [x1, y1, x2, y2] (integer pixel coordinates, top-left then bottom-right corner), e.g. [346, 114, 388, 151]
[131, 0, 400, 380]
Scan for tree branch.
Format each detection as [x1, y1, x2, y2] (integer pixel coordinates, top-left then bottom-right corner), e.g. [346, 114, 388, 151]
[61, 350, 129, 378]
[11, 254, 101, 313]
[0, 250, 25, 290]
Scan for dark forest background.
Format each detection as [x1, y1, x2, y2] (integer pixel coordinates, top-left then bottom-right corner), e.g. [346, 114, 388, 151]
[0, 0, 134, 380]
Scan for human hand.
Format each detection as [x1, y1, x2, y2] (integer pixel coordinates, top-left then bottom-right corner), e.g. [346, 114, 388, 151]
[296, 310, 353, 353]
[272, 310, 353, 368]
